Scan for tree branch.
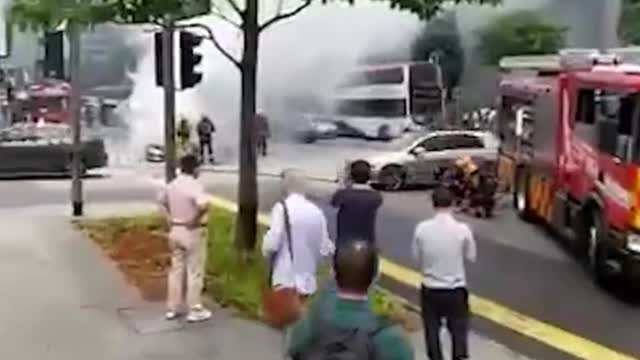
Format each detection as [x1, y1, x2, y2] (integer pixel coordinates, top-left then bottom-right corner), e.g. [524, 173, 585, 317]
[182, 23, 241, 70]
[211, 3, 241, 29]
[224, 0, 244, 18]
[259, 0, 312, 32]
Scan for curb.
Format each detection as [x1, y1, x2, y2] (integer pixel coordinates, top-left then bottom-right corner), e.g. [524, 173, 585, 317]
[201, 167, 339, 184]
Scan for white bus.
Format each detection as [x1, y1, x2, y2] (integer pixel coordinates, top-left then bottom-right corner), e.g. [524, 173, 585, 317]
[331, 61, 444, 140]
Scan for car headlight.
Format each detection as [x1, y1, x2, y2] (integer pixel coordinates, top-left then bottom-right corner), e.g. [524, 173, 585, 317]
[627, 234, 640, 253]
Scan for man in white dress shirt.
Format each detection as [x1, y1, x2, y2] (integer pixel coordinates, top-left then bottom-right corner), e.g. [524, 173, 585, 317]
[262, 169, 334, 300]
[412, 187, 477, 360]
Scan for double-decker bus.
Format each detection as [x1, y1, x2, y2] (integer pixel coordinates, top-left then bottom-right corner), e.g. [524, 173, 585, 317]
[330, 61, 444, 140]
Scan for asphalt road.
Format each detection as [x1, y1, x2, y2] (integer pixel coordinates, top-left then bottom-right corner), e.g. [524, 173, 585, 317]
[2, 169, 639, 360]
[203, 175, 640, 360]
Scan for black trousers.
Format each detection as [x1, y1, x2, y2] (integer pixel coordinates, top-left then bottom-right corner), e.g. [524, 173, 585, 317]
[256, 136, 267, 156]
[420, 286, 470, 360]
[199, 137, 213, 161]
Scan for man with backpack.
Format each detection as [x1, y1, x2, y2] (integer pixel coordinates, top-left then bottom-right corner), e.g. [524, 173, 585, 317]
[287, 240, 413, 360]
[196, 115, 216, 164]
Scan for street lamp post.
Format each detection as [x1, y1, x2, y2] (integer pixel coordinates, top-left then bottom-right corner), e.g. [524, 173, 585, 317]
[68, 20, 83, 216]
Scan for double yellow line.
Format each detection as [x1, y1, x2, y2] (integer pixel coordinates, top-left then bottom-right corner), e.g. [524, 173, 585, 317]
[208, 195, 638, 360]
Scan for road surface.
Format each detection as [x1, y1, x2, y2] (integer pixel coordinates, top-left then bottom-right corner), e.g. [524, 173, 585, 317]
[203, 173, 640, 360]
[1, 145, 639, 360]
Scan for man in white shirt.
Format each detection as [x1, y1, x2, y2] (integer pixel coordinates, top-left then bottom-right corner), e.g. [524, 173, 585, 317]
[262, 169, 334, 299]
[412, 187, 477, 360]
[158, 154, 212, 322]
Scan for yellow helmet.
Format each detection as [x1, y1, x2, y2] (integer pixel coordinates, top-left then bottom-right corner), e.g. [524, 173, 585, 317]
[455, 156, 472, 167]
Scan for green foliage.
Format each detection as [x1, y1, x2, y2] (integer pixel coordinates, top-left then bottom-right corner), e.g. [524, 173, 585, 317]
[477, 10, 567, 65]
[9, 0, 209, 32]
[385, 0, 500, 20]
[10, 0, 118, 31]
[78, 205, 412, 327]
[412, 11, 463, 93]
[203, 206, 408, 323]
[619, 0, 640, 45]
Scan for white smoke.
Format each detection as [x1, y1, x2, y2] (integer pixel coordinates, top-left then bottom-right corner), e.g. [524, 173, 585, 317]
[121, 1, 422, 162]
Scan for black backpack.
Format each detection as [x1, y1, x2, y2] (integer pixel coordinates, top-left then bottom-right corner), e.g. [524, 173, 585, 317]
[296, 317, 389, 360]
[197, 119, 214, 136]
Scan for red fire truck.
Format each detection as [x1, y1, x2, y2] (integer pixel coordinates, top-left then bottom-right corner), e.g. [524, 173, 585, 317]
[497, 49, 640, 289]
[13, 79, 71, 124]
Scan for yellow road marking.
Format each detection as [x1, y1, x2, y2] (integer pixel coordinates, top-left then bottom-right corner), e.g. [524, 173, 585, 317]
[207, 195, 639, 360]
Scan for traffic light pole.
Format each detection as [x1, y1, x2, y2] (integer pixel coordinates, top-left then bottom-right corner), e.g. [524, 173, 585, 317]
[162, 18, 177, 183]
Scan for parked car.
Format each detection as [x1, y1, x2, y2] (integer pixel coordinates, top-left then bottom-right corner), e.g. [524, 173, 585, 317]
[294, 114, 339, 143]
[0, 123, 108, 175]
[342, 130, 499, 190]
[145, 143, 164, 162]
[144, 142, 202, 163]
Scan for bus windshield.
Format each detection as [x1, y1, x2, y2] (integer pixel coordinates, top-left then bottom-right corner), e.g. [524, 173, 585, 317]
[336, 99, 406, 117]
[339, 67, 404, 88]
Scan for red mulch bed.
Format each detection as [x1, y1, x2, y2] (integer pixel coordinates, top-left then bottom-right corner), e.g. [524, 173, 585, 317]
[105, 230, 171, 302]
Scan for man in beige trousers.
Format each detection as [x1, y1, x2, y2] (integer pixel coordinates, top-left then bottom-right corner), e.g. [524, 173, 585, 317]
[158, 154, 212, 322]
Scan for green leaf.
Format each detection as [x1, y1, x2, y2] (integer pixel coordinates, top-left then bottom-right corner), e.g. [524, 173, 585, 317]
[477, 10, 567, 65]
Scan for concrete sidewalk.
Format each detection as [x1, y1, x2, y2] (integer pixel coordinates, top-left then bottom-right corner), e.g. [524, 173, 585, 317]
[0, 203, 531, 360]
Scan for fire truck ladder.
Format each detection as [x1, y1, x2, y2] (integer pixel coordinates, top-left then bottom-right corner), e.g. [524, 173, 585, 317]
[499, 47, 640, 75]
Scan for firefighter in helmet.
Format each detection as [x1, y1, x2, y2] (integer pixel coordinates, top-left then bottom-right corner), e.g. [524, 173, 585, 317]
[254, 111, 270, 157]
[176, 115, 192, 156]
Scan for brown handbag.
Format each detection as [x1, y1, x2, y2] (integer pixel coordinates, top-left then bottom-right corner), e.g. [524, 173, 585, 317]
[262, 200, 303, 329]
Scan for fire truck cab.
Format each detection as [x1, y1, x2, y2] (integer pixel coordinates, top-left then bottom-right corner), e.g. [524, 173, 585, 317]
[497, 48, 640, 289]
[19, 79, 71, 124]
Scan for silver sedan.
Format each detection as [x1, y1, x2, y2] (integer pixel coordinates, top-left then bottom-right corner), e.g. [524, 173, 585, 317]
[345, 130, 499, 190]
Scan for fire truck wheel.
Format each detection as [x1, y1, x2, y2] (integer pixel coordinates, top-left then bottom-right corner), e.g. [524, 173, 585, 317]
[514, 169, 533, 221]
[379, 165, 405, 191]
[587, 210, 614, 287]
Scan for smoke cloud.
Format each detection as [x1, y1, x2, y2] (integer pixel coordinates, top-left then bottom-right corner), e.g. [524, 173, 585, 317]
[120, 1, 422, 163]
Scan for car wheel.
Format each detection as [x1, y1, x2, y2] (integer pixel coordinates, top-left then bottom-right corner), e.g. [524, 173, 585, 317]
[379, 165, 405, 191]
[514, 169, 533, 221]
[586, 210, 615, 287]
[65, 155, 86, 176]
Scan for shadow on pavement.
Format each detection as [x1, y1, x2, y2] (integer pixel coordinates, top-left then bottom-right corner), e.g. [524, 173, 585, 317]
[0, 173, 108, 181]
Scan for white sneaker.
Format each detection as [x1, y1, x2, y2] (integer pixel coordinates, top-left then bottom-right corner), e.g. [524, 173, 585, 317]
[186, 306, 212, 323]
[165, 311, 180, 321]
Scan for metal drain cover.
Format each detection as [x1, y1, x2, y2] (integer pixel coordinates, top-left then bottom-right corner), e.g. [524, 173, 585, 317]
[117, 307, 185, 335]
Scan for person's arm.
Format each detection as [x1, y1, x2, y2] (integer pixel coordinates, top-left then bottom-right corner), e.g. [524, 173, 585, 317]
[374, 190, 383, 208]
[191, 182, 210, 227]
[411, 224, 422, 264]
[157, 186, 169, 218]
[262, 202, 284, 257]
[319, 212, 335, 257]
[330, 189, 343, 208]
[462, 224, 477, 263]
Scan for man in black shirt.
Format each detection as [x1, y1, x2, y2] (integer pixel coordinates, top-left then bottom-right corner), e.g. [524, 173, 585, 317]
[331, 160, 383, 245]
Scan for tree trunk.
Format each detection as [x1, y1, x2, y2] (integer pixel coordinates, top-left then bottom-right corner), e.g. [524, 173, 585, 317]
[235, 0, 260, 251]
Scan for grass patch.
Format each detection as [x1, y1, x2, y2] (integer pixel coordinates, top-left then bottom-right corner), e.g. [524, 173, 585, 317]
[77, 205, 417, 330]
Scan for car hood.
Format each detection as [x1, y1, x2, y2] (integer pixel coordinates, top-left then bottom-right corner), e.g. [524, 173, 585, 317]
[366, 151, 412, 168]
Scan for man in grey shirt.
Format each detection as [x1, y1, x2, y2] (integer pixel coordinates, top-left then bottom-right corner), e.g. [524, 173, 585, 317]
[412, 187, 476, 360]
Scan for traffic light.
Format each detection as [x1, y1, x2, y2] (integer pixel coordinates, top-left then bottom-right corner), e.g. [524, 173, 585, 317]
[154, 32, 163, 87]
[179, 31, 203, 89]
[44, 31, 64, 79]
